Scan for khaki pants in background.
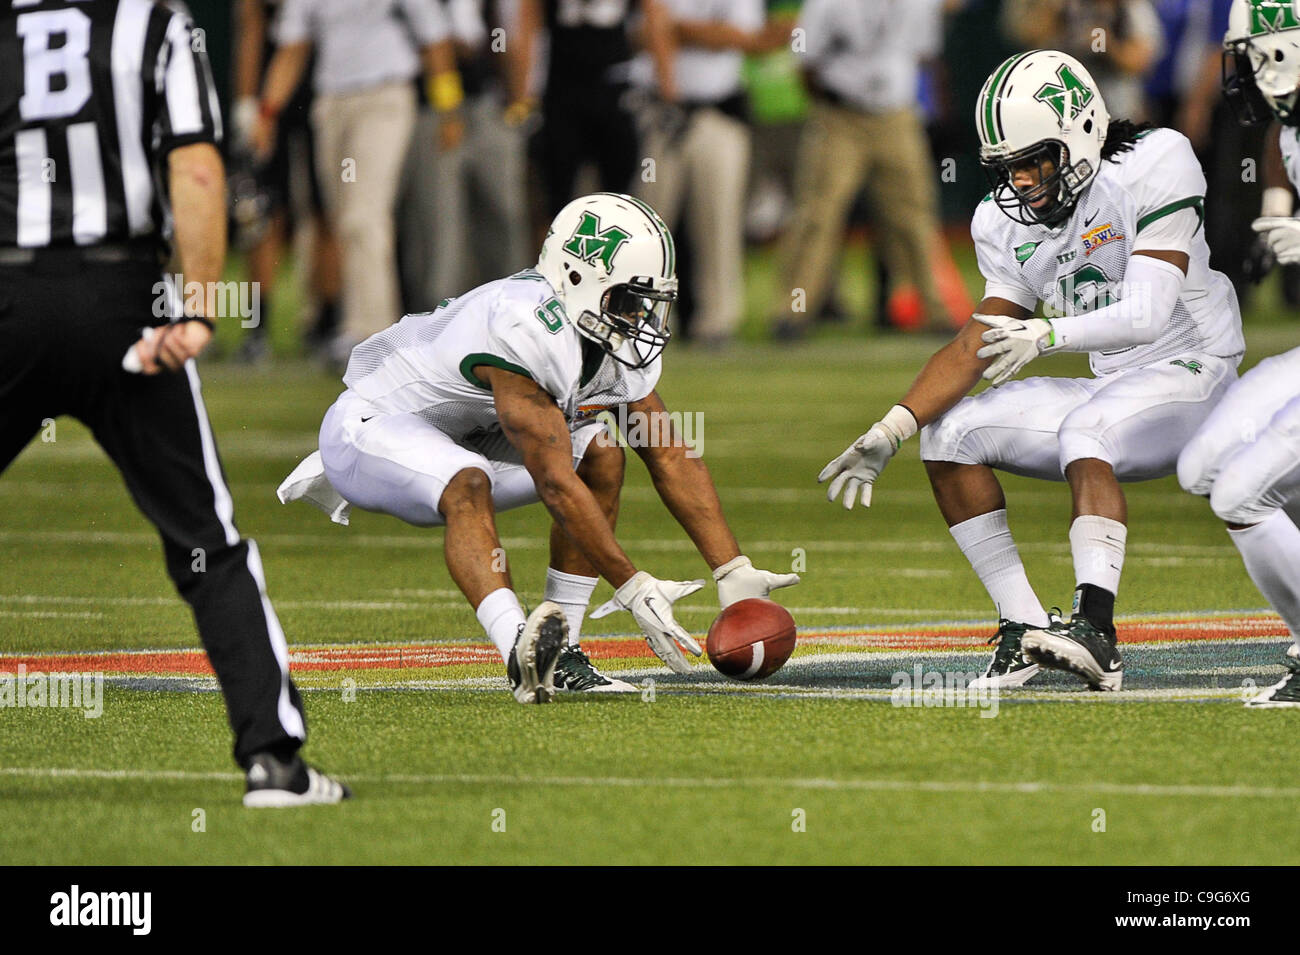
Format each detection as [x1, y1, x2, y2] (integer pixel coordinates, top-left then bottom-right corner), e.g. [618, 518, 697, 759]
[398, 94, 531, 311]
[640, 108, 751, 342]
[312, 81, 416, 347]
[772, 103, 946, 327]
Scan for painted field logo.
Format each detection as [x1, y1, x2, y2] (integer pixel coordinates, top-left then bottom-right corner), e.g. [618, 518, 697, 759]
[1082, 223, 1124, 256]
[1034, 64, 1093, 121]
[562, 213, 630, 274]
[890, 664, 999, 717]
[50, 885, 151, 935]
[1015, 241, 1040, 264]
[1171, 359, 1204, 375]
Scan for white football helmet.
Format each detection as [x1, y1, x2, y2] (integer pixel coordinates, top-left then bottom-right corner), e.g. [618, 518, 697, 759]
[537, 193, 678, 369]
[1224, 0, 1300, 126]
[976, 50, 1110, 227]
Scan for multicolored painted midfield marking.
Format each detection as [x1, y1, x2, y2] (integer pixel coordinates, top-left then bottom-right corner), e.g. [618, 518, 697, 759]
[2, 614, 1291, 699]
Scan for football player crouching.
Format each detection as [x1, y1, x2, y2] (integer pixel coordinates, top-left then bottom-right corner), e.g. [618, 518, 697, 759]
[281, 193, 798, 701]
[820, 51, 1244, 692]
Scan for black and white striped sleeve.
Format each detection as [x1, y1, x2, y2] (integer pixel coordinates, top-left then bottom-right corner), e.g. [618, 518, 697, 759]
[153, 8, 223, 155]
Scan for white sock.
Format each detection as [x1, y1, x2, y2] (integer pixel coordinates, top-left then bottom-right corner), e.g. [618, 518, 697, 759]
[475, 588, 527, 663]
[544, 567, 599, 646]
[950, 510, 1049, 626]
[1069, 515, 1127, 595]
[1228, 509, 1300, 645]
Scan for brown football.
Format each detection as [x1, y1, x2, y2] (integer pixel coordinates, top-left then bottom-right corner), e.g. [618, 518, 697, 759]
[706, 598, 797, 681]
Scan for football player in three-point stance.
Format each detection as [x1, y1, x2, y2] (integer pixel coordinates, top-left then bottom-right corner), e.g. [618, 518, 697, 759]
[1177, 0, 1300, 708]
[280, 193, 797, 702]
[820, 50, 1245, 691]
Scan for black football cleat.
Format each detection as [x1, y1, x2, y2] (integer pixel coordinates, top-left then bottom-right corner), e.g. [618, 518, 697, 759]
[1022, 614, 1123, 691]
[243, 752, 351, 808]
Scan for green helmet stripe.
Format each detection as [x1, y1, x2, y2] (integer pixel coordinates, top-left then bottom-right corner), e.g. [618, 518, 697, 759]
[982, 51, 1035, 144]
[617, 192, 675, 279]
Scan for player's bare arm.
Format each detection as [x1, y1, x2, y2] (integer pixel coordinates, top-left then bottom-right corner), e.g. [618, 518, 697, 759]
[421, 38, 466, 152]
[252, 40, 311, 158]
[626, 389, 740, 569]
[485, 365, 639, 588]
[506, 0, 542, 120]
[817, 296, 1026, 510]
[640, 0, 679, 102]
[131, 143, 225, 374]
[629, 390, 799, 605]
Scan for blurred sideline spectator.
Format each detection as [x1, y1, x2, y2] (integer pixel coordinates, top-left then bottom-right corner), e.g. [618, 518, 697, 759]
[769, 0, 951, 340]
[634, 1, 790, 347]
[399, 1, 531, 312]
[1003, 0, 1164, 121]
[253, 0, 463, 367]
[512, 0, 677, 220]
[1145, 0, 1213, 128]
[231, 0, 341, 364]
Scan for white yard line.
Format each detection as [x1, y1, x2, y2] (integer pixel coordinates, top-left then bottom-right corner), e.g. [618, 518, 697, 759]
[0, 528, 1239, 557]
[0, 765, 1295, 799]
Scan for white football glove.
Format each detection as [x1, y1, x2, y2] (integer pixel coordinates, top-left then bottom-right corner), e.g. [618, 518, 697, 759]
[590, 571, 705, 674]
[713, 555, 800, 609]
[974, 313, 1054, 387]
[1252, 216, 1300, 265]
[818, 425, 898, 510]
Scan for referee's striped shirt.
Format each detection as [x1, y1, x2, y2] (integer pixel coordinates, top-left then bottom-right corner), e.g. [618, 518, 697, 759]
[0, 0, 222, 249]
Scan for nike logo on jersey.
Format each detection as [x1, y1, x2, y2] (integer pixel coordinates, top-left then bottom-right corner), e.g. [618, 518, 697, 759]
[360, 416, 375, 423]
[1084, 210, 1100, 228]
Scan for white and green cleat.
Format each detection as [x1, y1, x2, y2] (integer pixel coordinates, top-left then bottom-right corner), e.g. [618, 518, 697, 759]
[553, 644, 639, 693]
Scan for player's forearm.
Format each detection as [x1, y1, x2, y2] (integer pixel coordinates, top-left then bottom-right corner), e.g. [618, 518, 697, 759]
[674, 20, 752, 52]
[259, 41, 310, 115]
[168, 143, 227, 317]
[897, 323, 988, 428]
[642, 0, 678, 100]
[422, 40, 464, 113]
[1047, 253, 1185, 353]
[507, 0, 540, 105]
[534, 467, 638, 587]
[639, 444, 741, 570]
[234, 0, 266, 99]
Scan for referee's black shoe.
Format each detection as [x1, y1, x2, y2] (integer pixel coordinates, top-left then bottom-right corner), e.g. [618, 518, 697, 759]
[243, 752, 352, 807]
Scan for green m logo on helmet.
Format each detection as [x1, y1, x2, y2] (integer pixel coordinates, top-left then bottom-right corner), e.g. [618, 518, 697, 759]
[562, 213, 632, 274]
[1034, 64, 1094, 121]
[1247, 1, 1300, 35]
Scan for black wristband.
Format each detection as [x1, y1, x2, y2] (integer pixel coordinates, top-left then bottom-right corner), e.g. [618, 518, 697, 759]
[182, 316, 215, 332]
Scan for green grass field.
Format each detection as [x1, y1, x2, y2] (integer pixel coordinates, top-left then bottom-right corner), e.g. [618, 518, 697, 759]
[1, 243, 1298, 865]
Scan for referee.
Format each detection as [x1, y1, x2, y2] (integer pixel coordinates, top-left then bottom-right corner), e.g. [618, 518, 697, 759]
[0, 0, 348, 807]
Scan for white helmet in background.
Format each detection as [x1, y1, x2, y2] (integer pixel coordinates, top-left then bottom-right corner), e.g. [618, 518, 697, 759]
[537, 193, 678, 369]
[1223, 0, 1300, 126]
[975, 50, 1110, 227]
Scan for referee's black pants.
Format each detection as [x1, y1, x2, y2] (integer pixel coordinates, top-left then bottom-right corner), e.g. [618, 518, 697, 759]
[0, 249, 306, 768]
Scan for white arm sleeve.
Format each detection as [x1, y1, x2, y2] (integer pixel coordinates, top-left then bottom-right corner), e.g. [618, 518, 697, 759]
[1047, 253, 1185, 353]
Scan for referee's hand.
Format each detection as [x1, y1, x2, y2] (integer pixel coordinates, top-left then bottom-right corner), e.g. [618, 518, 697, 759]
[131, 321, 213, 375]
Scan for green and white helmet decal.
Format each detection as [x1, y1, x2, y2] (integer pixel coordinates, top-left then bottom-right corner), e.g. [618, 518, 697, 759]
[976, 50, 1110, 226]
[537, 193, 678, 370]
[1225, 0, 1300, 124]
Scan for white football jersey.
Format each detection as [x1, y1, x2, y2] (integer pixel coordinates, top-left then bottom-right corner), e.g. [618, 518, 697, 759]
[1279, 125, 1300, 194]
[972, 128, 1245, 376]
[342, 270, 661, 463]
